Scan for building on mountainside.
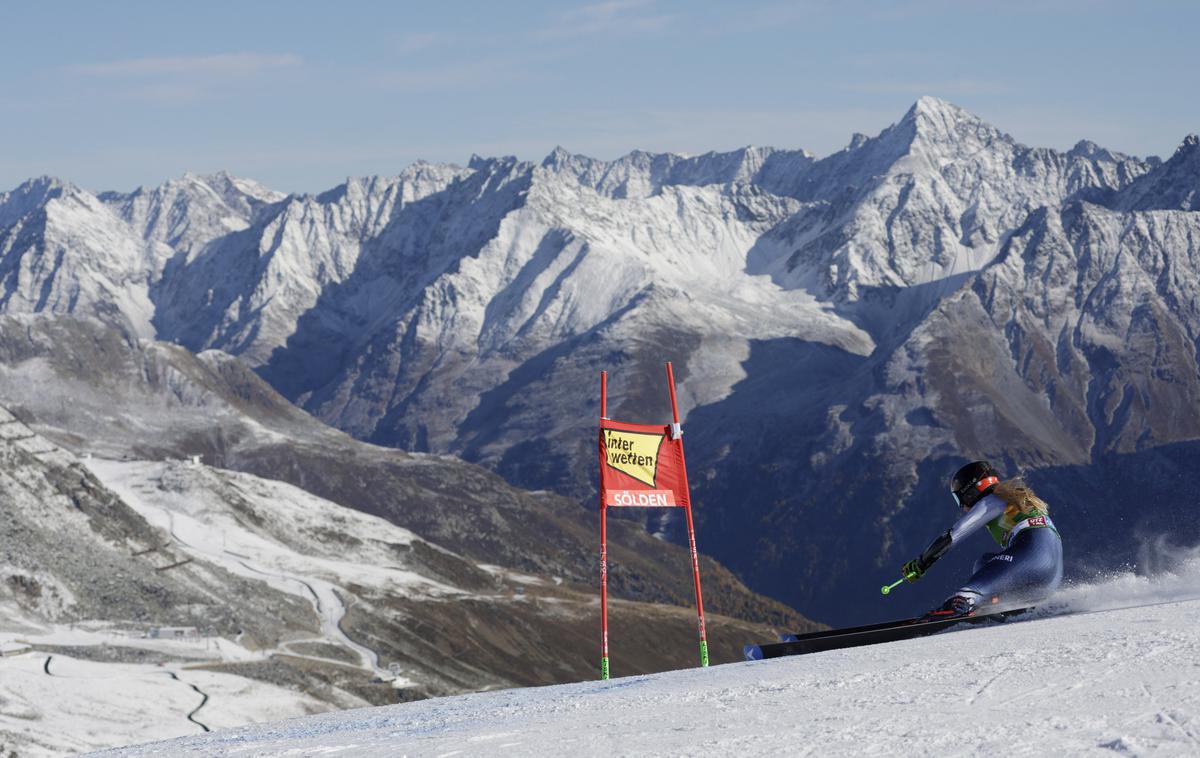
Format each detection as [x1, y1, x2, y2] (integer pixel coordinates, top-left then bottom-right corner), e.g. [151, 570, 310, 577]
[146, 626, 199, 639]
[0, 641, 32, 656]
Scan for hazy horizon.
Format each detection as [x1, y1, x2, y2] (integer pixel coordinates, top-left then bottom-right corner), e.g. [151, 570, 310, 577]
[2, 1, 1193, 193]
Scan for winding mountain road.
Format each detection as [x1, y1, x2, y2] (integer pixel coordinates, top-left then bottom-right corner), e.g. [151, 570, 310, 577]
[141, 484, 389, 680]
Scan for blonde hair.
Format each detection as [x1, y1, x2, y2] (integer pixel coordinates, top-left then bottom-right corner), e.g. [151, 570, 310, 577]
[992, 479, 1050, 517]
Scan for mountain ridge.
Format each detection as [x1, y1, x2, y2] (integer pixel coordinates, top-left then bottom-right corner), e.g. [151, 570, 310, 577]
[2, 96, 1198, 625]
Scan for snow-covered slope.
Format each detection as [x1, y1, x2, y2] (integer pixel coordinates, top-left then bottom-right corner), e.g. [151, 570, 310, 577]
[147, 163, 474, 365]
[86, 458, 460, 681]
[0, 653, 324, 758]
[88, 564, 1200, 757]
[0, 405, 315, 639]
[0, 405, 335, 757]
[0, 178, 171, 337]
[101, 171, 285, 262]
[760, 97, 1149, 299]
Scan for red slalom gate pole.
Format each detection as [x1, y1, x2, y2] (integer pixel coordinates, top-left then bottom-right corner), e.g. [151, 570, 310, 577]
[599, 371, 611, 680]
[665, 362, 709, 668]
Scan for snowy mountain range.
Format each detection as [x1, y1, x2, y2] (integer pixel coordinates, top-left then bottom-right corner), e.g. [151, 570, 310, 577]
[3, 96, 1200, 634]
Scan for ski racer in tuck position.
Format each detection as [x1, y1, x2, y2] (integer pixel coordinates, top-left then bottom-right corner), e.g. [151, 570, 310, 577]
[902, 460, 1063, 618]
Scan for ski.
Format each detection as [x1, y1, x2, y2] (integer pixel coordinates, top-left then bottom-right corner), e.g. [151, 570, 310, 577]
[745, 606, 1033, 661]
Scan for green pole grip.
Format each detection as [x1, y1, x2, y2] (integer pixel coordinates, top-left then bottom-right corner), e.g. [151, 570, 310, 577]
[601, 656, 610, 680]
[699, 640, 710, 667]
[881, 578, 905, 595]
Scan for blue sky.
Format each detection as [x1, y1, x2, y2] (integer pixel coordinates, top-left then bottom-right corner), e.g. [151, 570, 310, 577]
[1, 0, 1194, 193]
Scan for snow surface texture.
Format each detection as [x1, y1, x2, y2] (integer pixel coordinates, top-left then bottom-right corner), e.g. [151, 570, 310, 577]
[0, 651, 322, 758]
[88, 564, 1200, 757]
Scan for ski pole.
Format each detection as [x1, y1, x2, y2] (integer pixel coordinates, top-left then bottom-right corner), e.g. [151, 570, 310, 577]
[880, 578, 906, 595]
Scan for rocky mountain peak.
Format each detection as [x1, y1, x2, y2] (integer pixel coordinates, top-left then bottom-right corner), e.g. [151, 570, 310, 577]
[0, 176, 70, 228]
[907, 94, 972, 122]
[541, 145, 575, 168]
[789, 98, 1006, 202]
[1164, 133, 1200, 168]
[899, 95, 1008, 151]
[189, 169, 286, 207]
[536, 144, 816, 200]
[1114, 133, 1200, 211]
[468, 153, 523, 173]
[1068, 139, 1124, 163]
[7, 174, 69, 197]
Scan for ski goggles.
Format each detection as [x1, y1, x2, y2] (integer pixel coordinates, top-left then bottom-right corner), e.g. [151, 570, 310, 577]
[952, 492, 973, 512]
[951, 476, 999, 510]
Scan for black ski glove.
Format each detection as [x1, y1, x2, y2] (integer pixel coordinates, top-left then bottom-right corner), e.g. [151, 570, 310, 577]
[903, 530, 953, 583]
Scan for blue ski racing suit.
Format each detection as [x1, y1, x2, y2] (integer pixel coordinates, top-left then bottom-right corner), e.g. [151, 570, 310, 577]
[907, 493, 1063, 613]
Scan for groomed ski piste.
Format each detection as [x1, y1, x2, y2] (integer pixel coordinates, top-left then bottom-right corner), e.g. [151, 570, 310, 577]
[85, 557, 1200, 757]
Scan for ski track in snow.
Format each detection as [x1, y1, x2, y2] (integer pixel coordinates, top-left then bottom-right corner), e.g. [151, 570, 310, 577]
[84, 563, 1200, 758]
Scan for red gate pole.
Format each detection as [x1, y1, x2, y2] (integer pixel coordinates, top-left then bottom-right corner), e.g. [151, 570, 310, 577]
[599, 371, 611, 680]
[665, 362, 709, 668]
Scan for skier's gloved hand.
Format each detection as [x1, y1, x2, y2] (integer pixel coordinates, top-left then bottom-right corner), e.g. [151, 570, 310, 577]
[902, 530, 954, 583]
[901, 559, 924, 583]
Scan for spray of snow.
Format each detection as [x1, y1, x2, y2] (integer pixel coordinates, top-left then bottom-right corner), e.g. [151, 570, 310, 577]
[1046, 541, 1200, 617]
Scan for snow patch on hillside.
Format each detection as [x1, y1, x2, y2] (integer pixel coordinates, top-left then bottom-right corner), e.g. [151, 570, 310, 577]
[85, 459, 466, 677]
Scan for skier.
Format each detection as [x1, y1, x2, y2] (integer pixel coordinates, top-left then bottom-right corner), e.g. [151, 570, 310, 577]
[901, 460, 1063, 618]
